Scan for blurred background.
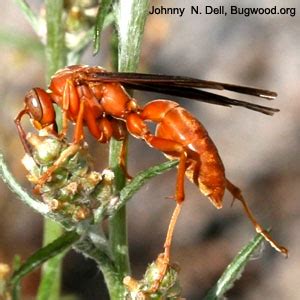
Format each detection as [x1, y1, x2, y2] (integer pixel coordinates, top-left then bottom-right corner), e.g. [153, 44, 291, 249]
[0, 0, 299, 299]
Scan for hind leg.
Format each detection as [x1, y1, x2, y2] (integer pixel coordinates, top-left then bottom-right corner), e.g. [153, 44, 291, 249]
[226, 179, 288, 256]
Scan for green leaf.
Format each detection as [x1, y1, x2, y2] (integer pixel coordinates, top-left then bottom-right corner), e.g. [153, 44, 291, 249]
[10, 231, 80, 288]
[203, 233, 265, 300]
[0, 29, 43, 55]
[68, 10, 114, 64]
[12, 256, 22, 300]
[14, 0, 40, 35]
[93, 0, 113, 55]
[107, 160, 179, 217]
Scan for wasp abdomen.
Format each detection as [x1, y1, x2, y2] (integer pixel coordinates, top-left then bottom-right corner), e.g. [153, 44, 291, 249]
[155, 104, 226, 208]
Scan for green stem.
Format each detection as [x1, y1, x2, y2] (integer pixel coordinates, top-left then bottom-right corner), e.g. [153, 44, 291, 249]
[14, 0, 40, 35]
[74, 236, 124, 299]
[0, 150, 78, 230]
[0, 152, 49, 216]
[37, 1, 66, 299]
[106, 1, 149, 298]
[106, 25, 131, 298]
[108, 138, 130, 277]
[37, 220, 64, 300]
[45, 0, 66, 81]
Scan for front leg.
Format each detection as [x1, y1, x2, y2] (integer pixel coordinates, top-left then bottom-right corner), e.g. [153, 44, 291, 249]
[60, 79, 80, 138]
[15, 109, 32, 155]
[34, 143, 81, 193]
[35, 84, 83, 190]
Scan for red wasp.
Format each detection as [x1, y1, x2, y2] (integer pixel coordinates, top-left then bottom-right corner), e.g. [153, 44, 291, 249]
[15, 65, 287, 288]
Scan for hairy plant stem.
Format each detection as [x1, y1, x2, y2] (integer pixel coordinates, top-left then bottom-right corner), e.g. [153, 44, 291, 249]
[37, 1, 66, 299]
[106, 1, 149, 298]
[108, 30, 131, 289]
[108, 138, 130, 273]
[73, 235, 123, 300]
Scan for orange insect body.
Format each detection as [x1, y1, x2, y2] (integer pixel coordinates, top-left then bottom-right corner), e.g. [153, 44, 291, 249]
[15, 65, 287, 289]
[17, 65, 226, 207]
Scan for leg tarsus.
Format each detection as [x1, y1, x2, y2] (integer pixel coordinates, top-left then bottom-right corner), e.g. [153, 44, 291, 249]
[149, 253, 170, 293]
[226, 179, 288, 256]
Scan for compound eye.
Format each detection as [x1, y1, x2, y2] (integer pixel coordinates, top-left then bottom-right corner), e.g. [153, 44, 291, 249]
[24, 89, 43, 122]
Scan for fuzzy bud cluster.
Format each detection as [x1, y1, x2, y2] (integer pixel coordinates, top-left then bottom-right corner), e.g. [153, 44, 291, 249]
[22, 132, 115, 222]
[124, 254, 182, 300]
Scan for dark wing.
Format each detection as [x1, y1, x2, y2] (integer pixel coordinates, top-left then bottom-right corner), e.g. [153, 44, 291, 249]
[83, 72, 279, 115]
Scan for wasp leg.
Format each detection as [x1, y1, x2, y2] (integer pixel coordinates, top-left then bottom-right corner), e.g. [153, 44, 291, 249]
[119, 133, 133, 180]
[148, 152, 186, 292]
[35, 79, 82, 192]
[60, 79, 81, 138]
[126, 112, 189, 291]
[110, 119, 132, 179]
[226, 179, 288, 256]
[57, 78, 80, 139]
[15, 109, 32, 155]
[61, 81, 70, 137]
[147, 151, 186, 292]
[34, 143, 80, 193]
[73, 97, 85, 144]
[148, 202, 183, 292]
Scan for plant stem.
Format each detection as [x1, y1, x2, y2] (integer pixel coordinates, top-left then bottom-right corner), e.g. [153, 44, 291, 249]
[108, 139, 130, 279]
[45, 0, 65, 81]
[74, 236, 124, 300]
[37, 1, 66, 299]
[37, 220, 64, 300]
[106, 1, 149, 298]
[0, 152, 50, 216]
[107, 12, 130, 298]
